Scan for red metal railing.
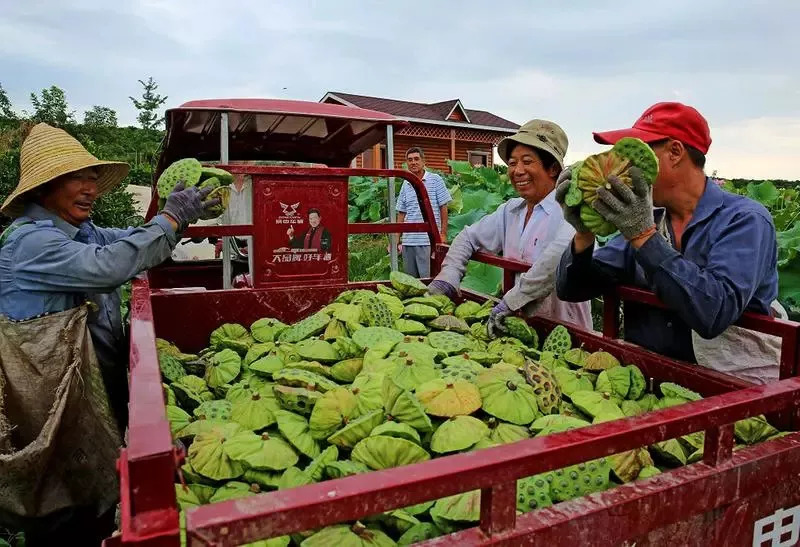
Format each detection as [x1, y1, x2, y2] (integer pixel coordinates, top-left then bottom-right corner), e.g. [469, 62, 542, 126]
[117, 169, 800, 546]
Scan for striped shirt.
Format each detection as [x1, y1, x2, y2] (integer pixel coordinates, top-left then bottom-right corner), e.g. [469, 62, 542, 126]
[396, 171, 452, 246]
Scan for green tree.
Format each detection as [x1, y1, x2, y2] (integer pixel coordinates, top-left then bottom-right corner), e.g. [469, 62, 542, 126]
[129, 77, 168, 130]
[84, 105, 118, 128]
[28, 85, 75, 127]
[0, 83, 17, 120]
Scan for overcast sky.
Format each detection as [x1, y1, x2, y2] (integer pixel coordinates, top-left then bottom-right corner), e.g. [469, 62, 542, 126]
[2, 0, 799, 179]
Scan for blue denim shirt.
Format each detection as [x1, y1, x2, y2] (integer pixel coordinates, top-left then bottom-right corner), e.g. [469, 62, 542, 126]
[0, 203, 178, 369]
[556, 179, 778, 363]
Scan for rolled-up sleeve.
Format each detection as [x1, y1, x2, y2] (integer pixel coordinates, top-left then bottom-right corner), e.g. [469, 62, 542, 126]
[13, 215, 178, 293]
[504, 222, 574, 311]
[435, 204, 506, 288]
[634, 212, 777, 338]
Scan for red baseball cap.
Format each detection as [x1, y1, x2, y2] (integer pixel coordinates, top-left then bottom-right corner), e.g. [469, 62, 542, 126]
[593, 102, 712, 154]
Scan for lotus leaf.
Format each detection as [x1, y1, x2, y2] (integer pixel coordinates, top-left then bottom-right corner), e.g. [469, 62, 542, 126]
[370, 422, 422, 445]
[621, 400, 644, 417]
[595, 366, 631, 399]
[391, 359, 440, 391]
[637, 466, 661, 480]
[304, 445, 339, 481]
[244, 343, 275, 366]
[394, 318, 429, 335]
[278, 466, 313, 490]
[208, 481, 259, 503]
[250, 317, 289, 342]
[172, 374, 214, 411]
[390, 270, 428, 297]
[231, 391, 277, 430]
[530, 414, 590, 436]
[223, 430, 299, 471]
[309, 387, 360, 439]
[350, 372, 386, 414]
[327, 409, 385, 449]
[324, 319, 350, 340]
[428, 315, 470, 334]
[650, 439, 687, 467]
[397, 522, 442, 545]
[430, 416, 488, 453]
[659, 382, 702, 402]
[301, 522, 396, 547]
[476, 369, 540, 425]
[157, 338, 198, 363]
[325, 358, 362, 384]
[570, 390, 623, 420]
[273, 410, 321, 458]
[554, 368, 594, 399]
[167, 405, 192, 436]
[293, 339, 340, 363]
[174, 482, 202, 510]
[415, 378, 481, 417]
[351, 435, 430, 470]
[627, 364, 647, 400]
[609, 448, 653, 483]
[735, 415, 779, 444]
[454, 301, 482, 321]
[283, 360, 331, 378]
[187, 424, 246, 480]
[430, 490, 481, 523]
[486, 421, 530, 444]
[204, 349, 242, 388]
[244, 468, 283, 490]
[332, 336, 361, 359]
[382, 377, 433, 431]
[324, 460, 371, 479]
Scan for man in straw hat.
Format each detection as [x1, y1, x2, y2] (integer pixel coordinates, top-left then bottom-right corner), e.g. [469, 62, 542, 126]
[0, 124, 218, 543]
[427, 119, 593, 336]
[554, 102, 783, 383]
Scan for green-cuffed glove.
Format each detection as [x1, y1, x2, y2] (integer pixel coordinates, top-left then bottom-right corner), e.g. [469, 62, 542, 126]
[592, 167, 655, 240]
[554, 165, 589, 234]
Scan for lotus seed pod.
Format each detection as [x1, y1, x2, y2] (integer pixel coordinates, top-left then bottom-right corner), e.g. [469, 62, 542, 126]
[416, 379, 482, 417]
[389, 271, 428, 297]
[541, 325, 572, 355]
[351, 435, 430, 470]
[156, 158, 203, 198]
[582, 351, 621, 371]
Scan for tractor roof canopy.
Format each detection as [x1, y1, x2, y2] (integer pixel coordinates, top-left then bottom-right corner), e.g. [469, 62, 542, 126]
[156, 98, 407, 176]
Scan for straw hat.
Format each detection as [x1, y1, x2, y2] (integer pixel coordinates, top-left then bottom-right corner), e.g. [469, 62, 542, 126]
[1, 123, 130, 217]
[497, 119, 568, 168]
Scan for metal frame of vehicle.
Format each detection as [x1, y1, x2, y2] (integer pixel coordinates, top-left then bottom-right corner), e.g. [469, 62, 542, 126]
[107, 101, 800, 547]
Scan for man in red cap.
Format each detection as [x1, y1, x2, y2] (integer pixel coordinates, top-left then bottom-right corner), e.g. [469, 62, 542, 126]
[554, 102, 780, 382]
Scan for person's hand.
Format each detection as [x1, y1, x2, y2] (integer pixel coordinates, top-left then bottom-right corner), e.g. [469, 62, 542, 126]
[486, 299, 512, 339]
[555, 165, 590, 234]
[427, 279, 457, 298]
[287, 225, 295, 238]
[160, 182, 220, 232]
[398, 243, 403, 254]
[592, 167, 655, 241]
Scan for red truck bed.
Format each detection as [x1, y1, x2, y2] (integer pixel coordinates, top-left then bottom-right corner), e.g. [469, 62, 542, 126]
[109, 163, 800, 547]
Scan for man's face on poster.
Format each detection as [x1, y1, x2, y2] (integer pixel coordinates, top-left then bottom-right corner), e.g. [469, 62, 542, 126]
[309, 211, 321, 228]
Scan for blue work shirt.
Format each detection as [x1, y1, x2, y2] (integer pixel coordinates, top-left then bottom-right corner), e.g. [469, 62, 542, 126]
[556, 179, 778, 363]
[0, 203, 178, 370]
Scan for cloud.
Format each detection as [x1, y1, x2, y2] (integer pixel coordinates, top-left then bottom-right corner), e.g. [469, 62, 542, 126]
[1, 0, 799, 179]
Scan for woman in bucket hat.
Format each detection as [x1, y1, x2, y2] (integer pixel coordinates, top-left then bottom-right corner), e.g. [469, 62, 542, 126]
[427, 119, 593, 336]
[0, 124, 218, 545]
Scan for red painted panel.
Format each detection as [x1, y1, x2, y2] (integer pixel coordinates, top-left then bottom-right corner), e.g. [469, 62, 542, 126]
[251, 174, 348, 287]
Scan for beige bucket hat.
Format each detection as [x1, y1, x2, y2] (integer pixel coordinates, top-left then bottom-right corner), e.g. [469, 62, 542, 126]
[1, 123, 130, 217]
[497, 119, 568, 168]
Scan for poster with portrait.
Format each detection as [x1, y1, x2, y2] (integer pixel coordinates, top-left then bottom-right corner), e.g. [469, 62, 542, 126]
[252, 176, 347, 286]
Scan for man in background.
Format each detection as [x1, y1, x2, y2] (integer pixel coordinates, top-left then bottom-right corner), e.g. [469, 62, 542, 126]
[396, 146, 452, 278]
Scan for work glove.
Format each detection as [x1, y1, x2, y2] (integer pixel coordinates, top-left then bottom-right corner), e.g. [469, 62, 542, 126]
[160, 182, 220, 232]
[592, 167, 656, 241]
[554, 165, 590, 234]
[486, 299, 512, 339]
[426, 279, 458, 299]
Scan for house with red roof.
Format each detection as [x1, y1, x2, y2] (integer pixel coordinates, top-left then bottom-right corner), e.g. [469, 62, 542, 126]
[320, 92, 518, 171]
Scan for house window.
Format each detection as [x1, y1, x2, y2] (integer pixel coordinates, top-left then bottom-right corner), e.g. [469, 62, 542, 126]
[467, 150, 489, 167]
[362, 145, 388, 168]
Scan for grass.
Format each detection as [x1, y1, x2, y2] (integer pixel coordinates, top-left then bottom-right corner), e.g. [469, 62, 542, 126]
[348, 234, 402, 281]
